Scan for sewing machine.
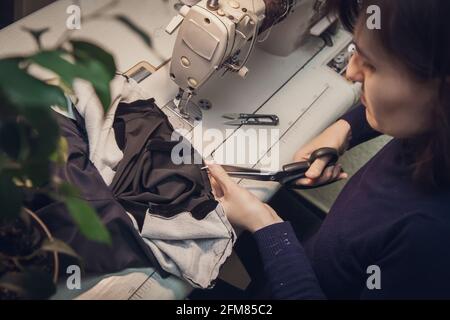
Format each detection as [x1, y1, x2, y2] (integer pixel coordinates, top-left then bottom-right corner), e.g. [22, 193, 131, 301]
[163, 0, 350, 124]
[157, 0, 360, 177]
[0, 0, 360, 299]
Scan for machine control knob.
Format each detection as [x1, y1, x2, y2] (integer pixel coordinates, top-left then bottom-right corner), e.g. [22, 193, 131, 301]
[188, 77, 198, 87]
[238, 66, 249, 78]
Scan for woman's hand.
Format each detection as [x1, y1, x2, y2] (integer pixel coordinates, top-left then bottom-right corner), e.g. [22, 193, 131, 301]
[294, 119, 352, 187]
[207, 163, 283, 233]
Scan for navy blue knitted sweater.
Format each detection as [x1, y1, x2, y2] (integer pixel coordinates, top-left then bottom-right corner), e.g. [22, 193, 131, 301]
[253, 105, 450, 299]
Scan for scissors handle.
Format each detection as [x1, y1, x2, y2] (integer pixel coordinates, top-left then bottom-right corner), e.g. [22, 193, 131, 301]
[239, 113, 279, 119]
[281, 147, 340, 186]
[283, 148, 339, 172]
[310, 147, 339, 164]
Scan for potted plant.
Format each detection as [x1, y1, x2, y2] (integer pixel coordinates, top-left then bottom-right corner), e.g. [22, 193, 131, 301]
[0, 0, 158, 299]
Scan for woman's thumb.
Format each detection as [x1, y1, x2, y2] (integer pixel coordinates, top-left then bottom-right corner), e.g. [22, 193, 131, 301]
[206, 163, 234, 190]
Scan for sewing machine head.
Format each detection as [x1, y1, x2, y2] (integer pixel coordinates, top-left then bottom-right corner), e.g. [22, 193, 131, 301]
[166, 0, 335, 120]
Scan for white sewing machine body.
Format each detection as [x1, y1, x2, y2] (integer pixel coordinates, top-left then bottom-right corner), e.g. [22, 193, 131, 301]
[165, 0, 355, 121]
[168, 0, 266, 92]
[0, 0, 360, 299]
[162, 0, 360, 195]
[169, 0, 337, 90]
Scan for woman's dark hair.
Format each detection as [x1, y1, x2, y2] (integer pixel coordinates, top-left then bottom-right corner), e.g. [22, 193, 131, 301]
[328, 0, 450, 191]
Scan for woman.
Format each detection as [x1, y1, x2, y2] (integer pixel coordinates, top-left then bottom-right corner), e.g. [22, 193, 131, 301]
[207, 0, 450, 299]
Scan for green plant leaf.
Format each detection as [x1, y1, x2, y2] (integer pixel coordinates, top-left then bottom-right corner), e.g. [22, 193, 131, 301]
[17, 110, 59, 187]
[19, 43, 117, 114]
[0, 154, 20, 174]
[57, 183, 112, 245]
[41, 238, 80, 260]
[71, 41, 116, 79]
[0, 153, 7, 173]
[11, 110, 59, 171]
[49, 136, 69, 165]
[0, 58, 69, 111]
[0, 174, 23, 222]
[63, 196, 112, 245]
[71, 41, 116, 112]
[0, 120, 23, 161]
[29, 50, 78, 89]
[57, 182, 80, 198]
[21, 161, 50, 188]
[115, 15, 153, 48]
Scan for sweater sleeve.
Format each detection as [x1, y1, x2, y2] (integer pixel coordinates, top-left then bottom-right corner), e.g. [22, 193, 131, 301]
[340, 104, 382, 149]
[360, 213, 450, 299]
[253, 222, 326, 300]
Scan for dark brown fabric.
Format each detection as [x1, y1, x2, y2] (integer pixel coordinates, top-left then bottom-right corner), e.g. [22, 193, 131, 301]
[111, 99, 218, 231]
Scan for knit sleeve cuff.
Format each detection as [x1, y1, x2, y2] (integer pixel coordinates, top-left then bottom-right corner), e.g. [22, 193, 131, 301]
[253, 221, 302, 258]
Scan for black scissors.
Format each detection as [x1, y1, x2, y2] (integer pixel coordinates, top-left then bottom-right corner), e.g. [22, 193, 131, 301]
[215, 147, 341, 189]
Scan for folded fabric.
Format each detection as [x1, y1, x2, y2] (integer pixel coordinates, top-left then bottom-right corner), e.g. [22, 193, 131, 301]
[142, 205, 235, 289]
[71, 76, 236, 288]
[73, 76, 147, 185]
[109, 98, 235, 288]
[111, 99, 218, 229]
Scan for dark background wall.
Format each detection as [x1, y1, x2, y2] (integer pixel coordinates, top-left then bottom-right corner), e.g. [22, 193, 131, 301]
[0, 0, 57, 29]
[0, 0, 15, 29]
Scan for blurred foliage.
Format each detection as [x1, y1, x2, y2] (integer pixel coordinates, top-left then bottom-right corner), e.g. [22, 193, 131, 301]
[0, 0, 161, 299]
[0, 39, 115, 241]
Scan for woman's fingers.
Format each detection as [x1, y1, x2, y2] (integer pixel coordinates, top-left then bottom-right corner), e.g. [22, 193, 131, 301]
[305, 155, 332, 179]
[296, 164, 348, 187]
[339, 172, 349, 179]
[296, 177, 313, 186]
[208, 175, 224, 198]
[206, 163, 235, 192]
[322, 166, 334, 181]
[331, 165, 349, 180]
[295, 166, 333, 186]
[331, 164, 342, 181]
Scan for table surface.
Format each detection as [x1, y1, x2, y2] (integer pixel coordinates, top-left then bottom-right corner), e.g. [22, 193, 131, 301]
[0, 0, 359, 299]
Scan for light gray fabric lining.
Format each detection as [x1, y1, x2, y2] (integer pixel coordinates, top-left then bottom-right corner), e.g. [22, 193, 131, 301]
[142, 205, 235, 288]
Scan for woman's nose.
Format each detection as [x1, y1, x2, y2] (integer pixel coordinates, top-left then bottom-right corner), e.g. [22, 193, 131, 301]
[346, 54, 364, 83]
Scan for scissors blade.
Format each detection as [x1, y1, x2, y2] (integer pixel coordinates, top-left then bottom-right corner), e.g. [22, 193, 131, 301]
[221, 165, 278, 181]
[223, 120, 244, 126]
[280, 148, 340, 185]
[222, 113, 242, 120]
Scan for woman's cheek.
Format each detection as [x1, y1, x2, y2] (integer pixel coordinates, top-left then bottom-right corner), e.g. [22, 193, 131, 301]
[368, 72, 409, 135]
[363, 80, 385, 131]
[365, 103, 383, 132]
